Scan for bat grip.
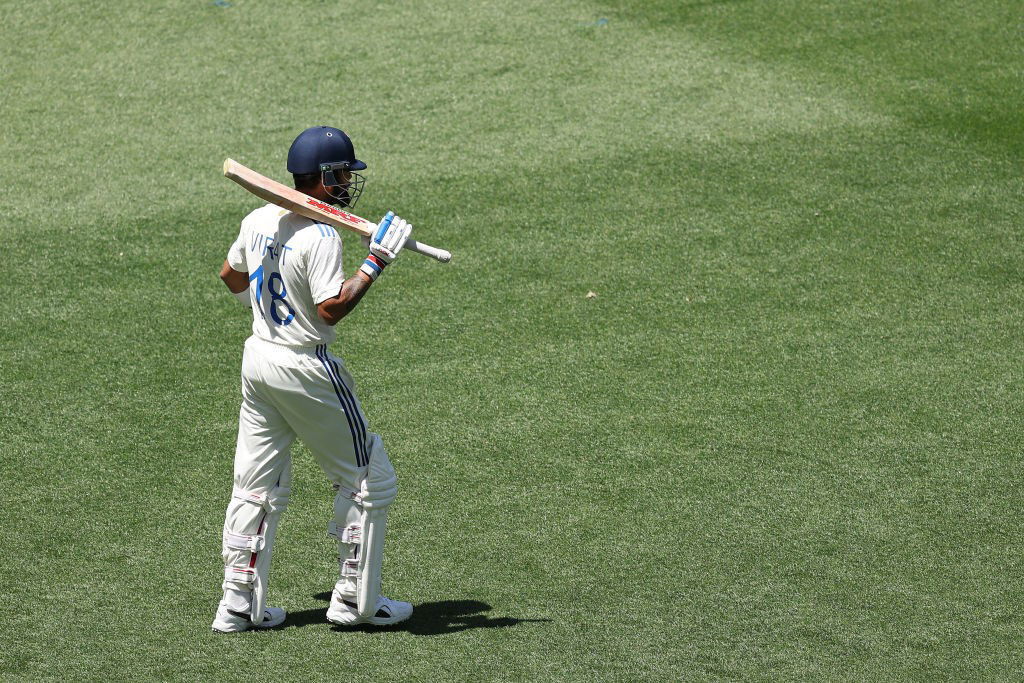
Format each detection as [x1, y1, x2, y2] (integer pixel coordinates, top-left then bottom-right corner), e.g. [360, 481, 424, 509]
[406, 238, 452, 263]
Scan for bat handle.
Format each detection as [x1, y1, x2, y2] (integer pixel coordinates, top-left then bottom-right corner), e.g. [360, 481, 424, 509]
[406, 238, 452, 263]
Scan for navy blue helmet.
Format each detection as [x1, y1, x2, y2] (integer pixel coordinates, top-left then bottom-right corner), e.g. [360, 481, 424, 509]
[287, 126, 366, 207]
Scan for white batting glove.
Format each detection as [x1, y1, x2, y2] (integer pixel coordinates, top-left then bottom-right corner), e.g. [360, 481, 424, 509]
[360, 211, 412, 281]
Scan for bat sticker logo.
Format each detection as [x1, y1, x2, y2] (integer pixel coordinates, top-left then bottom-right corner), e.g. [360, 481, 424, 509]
[306, 198, 358, 223]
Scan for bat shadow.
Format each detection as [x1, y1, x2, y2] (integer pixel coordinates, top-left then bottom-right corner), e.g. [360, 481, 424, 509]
[278, 592, 551, 635]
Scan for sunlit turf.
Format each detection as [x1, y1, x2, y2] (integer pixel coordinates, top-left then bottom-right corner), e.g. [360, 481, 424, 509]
[2, 0, 1021, 679]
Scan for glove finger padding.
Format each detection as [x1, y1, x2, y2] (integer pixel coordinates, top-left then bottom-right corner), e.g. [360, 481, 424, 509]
[361, 212, 411, 281]
[373, 212, 395, 244]
[399, 221, 412, 253]
[385, 218, 411, 255]
[372, 216, 411, 261]
[381, 218, 399, 253]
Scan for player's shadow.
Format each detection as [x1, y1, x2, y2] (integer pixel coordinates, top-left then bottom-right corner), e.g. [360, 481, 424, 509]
[282, 592, 550, 635]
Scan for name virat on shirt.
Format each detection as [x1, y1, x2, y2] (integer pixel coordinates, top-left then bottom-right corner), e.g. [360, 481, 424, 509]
[251, 231, 294, 266]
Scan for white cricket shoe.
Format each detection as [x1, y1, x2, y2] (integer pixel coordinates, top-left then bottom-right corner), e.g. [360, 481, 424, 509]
[326, 592, 413, 626]
[211, 603, 287, 633]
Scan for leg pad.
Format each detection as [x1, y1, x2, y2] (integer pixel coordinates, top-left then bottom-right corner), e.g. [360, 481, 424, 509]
[221, 481, 291, 625]
[327, 434, 398, 618]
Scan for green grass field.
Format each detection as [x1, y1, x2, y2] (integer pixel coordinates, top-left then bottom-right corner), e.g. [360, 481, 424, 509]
[2, 0, 1022, 679]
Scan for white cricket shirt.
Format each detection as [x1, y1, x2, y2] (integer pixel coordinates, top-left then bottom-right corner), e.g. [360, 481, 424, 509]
[227, 203, 345, 347]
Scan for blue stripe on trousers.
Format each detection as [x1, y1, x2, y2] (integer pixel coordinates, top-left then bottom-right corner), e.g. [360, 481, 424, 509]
[316, 344, 366, 466]
[325, 346, 369, 467]
[327, 357, 368, 466]
[315, 344, 366, 466]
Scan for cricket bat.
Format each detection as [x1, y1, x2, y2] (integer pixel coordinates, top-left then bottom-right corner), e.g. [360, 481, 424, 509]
[223, 158, 452, 263]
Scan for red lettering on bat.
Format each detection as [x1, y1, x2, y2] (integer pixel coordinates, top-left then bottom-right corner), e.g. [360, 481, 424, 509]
[306, 198, 358, 223]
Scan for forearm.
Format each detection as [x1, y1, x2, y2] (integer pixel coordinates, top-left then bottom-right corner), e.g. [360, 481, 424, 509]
[318, 272, 374, 325]
[317, 213, 411, 326]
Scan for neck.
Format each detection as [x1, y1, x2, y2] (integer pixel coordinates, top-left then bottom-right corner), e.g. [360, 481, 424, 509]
[297, 186, 331, 203]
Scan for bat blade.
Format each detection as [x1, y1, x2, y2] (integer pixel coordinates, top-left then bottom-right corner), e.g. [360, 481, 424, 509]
[222, 158, 452, 263]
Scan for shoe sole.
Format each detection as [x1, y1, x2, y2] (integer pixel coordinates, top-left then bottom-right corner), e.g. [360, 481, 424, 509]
[326, 612, 412, 627]
[212, 615, 287, 633]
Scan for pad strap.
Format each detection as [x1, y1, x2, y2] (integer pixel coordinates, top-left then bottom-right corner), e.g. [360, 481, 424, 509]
[224, 531, 266, 553]
[224, 566, 257, 587]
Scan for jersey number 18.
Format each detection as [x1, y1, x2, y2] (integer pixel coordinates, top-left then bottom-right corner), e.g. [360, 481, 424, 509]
[249, 265, 295, 326]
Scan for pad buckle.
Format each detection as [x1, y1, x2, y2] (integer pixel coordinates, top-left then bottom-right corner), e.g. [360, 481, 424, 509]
[328, 521, 362, 544]
[341, 524, 361, 544]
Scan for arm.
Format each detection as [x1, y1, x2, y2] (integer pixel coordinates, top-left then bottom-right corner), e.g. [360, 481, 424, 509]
[220, 259, 251, 307]
[316, 212, 412, 326]
[316, 272, 374, 326]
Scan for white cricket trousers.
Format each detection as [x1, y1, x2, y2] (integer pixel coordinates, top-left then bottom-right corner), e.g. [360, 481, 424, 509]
[232, 334, 373, 494]
[219, 336, 376, 615]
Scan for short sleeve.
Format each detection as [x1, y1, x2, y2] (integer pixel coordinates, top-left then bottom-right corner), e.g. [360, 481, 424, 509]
[226, 224, 246, 271]
[307, 229, 345, 304]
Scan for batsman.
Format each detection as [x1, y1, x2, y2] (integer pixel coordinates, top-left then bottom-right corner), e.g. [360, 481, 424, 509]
[212, 126, 415, 632]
